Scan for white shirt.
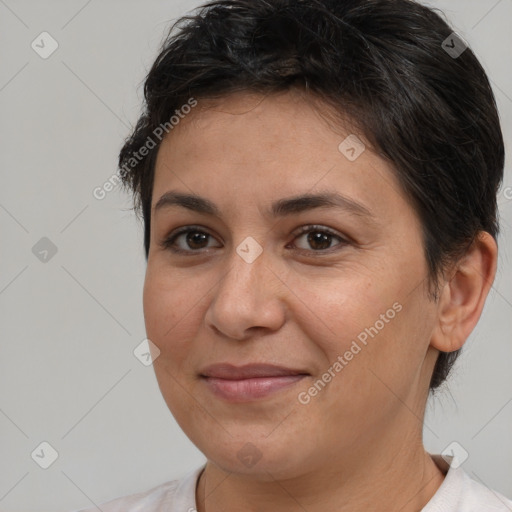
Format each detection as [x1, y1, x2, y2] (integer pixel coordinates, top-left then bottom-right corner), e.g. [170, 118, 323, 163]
[74, 454, 512, 511]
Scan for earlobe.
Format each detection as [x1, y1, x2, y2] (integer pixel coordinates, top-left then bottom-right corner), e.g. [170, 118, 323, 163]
[430, 231, 498, 353]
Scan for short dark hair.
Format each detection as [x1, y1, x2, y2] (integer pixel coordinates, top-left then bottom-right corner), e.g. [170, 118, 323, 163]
[118, 0, 504, 392]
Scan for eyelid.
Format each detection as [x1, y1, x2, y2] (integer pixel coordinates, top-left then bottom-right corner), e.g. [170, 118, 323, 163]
[158, 224, 219, 254]
[292, 224, 347, 241]
[290, 224, 349, 253]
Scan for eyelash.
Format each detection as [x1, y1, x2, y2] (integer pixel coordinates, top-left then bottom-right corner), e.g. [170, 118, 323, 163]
[159, 224, 349, 256]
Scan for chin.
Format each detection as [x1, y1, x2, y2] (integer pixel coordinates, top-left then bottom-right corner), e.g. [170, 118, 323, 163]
[197, 432, 317, 480]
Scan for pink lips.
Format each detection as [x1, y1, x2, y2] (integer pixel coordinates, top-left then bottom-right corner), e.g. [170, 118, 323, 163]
[200, 363, 309, 402]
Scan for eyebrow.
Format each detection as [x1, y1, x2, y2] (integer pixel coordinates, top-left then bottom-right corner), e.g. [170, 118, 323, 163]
[154, 190, 376, 221]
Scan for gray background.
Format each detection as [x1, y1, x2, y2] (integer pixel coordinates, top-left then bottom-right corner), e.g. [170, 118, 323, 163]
[0, 1, 510, 510]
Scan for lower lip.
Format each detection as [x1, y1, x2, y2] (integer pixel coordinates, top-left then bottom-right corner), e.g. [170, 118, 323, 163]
[202, 375, 307, 402]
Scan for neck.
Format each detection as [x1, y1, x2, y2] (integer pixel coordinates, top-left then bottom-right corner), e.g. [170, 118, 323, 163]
[195, 438, 446, 512]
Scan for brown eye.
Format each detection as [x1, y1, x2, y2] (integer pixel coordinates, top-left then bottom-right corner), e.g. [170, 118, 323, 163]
[181, 231, 210, 250]
[160, 226, 221, 254]
[292, 226, 348, 253]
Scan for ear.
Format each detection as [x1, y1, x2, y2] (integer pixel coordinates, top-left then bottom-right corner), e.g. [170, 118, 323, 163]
[430, 231, 498, 353]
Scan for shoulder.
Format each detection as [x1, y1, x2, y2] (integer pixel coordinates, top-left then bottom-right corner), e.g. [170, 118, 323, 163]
[423, 454, 512, 512]
[76, 480, 180, 512]
[458, 471, 512, 511]
[70, 464, 205, 512]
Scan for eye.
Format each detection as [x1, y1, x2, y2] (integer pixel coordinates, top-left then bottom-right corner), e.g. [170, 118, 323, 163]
[160, 226, 220, 254]
[290, 225, 348, 253]
[160, 224, 349, 255]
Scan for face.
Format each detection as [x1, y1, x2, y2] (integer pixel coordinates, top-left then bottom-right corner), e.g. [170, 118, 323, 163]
[144, 89, 440, 479]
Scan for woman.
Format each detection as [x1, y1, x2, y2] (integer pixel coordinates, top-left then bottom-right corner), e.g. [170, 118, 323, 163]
[78, 0, 511, 510]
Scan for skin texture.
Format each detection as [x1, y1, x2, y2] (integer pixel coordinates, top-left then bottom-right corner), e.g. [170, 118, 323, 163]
[143, 89, 497, 512]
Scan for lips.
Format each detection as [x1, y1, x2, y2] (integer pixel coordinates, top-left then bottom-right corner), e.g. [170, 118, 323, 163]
[199, 363, 310, 402]
[199, 363, 309, 380]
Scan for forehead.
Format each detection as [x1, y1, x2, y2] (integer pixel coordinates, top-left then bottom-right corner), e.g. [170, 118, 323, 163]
[151, 90, 411, 224]
[158, 89, 358, 160]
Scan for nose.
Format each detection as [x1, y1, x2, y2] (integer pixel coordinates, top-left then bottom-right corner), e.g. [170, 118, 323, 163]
[204, 244, 287, 341]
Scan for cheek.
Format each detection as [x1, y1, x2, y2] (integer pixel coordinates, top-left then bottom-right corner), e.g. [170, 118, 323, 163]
[292, 264, 424, 389]
[289, 268, 387, 352]
[142, 267, 204, 359]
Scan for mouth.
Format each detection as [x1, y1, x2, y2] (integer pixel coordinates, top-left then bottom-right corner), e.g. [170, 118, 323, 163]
[199, 363, 310, 402]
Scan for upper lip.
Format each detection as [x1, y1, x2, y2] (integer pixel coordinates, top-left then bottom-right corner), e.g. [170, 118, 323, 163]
[200, 363, 309, 380]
